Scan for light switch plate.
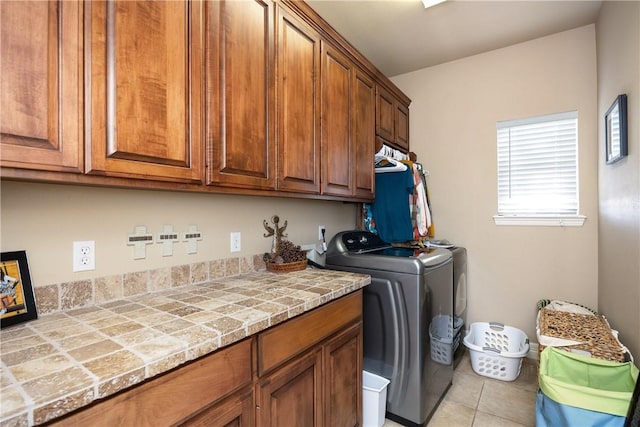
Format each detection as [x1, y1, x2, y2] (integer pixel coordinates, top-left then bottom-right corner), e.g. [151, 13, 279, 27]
[230, 232, 241, 253]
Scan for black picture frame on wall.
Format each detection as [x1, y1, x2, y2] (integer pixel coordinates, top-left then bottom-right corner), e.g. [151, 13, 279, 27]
[1, 251, 38, 328]
[605, 94, 628, 165]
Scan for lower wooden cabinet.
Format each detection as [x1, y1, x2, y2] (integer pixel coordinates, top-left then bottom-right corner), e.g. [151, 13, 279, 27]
[256, 290, 363, 427]
[255, 322, 362, 427]
[181, 388, 254, 427]
[257, 348, 323, 426]
[46, 291, 362, 427]
[47, 338, 253, 427]
[324, 323, 363, 427]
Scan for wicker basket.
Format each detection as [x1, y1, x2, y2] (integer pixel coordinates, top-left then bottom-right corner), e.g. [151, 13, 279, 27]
[538, 308, 627, 362]
[265, 259, 308, 273]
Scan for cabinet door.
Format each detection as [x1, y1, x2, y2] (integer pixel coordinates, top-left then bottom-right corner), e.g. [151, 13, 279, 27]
[353, 70, 376, 200]
[395, 102, 410, 152]
[181, 388, 253, 427]
[257, 348, 323, 427]
[276, 7, 321, 194]
[375, 85, 395, 143]
[324, 323, 363, 427]
[207, 0, 275, 190]
[321, 43, 353, 197]
[86, 0, 203, 183]
[0, 0, 82, 172]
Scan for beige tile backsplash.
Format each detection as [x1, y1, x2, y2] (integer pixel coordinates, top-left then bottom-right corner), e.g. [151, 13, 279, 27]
[32, 254, 263, 316]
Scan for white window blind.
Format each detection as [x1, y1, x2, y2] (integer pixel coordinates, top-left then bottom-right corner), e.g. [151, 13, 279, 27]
[497, 111, 579, 216]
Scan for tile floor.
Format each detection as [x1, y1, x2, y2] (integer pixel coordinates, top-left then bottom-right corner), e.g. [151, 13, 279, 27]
[383, 351, 538, 427]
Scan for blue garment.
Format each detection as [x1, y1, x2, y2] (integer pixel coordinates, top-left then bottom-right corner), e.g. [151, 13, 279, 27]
[371, 168, 414, 243]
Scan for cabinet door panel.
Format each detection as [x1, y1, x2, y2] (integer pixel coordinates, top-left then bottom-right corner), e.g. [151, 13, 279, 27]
[86, 0, 202, 182]
[0, 0, 82, 172]
[324, 323, 363, 427]
[353, 71, 375, 200]
[181, 388, 253, 427]
[395, 102, 409, 151]
[257, 349, 323, 427]
[375, 85, 395, 143]
[321, 43, 352, 197]
[276, 8, 320, 193]
[207, 0, 275, 189]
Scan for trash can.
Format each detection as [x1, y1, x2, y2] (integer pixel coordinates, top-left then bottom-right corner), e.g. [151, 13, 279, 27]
[536, 347, 639, 427]
[363, 370, 390, 427]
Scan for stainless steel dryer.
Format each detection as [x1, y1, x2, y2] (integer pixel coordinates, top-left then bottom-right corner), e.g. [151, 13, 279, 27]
[325, 230, 454, 427]
[451, 246, 467, 368]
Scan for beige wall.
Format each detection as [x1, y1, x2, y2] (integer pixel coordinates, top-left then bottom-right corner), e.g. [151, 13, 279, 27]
[391, 25, 599, 342]
[0, 181, 357, 286]
[596, 2, 640, 359]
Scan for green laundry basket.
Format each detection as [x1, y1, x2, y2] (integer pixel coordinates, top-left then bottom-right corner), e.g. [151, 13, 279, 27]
[537, 346, 638, 426]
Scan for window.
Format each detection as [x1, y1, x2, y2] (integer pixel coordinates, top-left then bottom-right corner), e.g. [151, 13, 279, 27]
[494, 111, 585, 226]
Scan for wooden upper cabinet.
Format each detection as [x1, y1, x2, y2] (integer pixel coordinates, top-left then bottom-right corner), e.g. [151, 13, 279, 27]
[1, 0, 405, 202]
[276, 7, 321, 194]
[321, 42, 375, 200]
[353, 70, 376, 200]
[85, 0, 203, 183]
[395, 101, 410, 151]
[206, 0, 276, 190]
[0, 1, 83, 172]
[320, 42, 352, 197]
[376, 84, 410, 152]
[375, 85, 395, 143]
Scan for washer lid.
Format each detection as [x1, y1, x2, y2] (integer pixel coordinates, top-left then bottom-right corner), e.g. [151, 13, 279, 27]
[326, 230, 452, 274]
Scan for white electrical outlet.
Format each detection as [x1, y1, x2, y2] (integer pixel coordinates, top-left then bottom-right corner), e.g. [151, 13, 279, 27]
[73, 240, 95, 272]
[318, 225, 326, 241]
[230, 232, 241, 253]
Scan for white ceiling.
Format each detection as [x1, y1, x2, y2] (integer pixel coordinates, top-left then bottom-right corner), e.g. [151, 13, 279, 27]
[306, 0, 603, 77]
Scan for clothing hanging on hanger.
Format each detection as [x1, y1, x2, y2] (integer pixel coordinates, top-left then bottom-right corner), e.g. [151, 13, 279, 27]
[367, 144, 436, 242]
[415, 162, 435, 238]
[403, 161, 431, 238]
[375, 155, 408, 173]
[370, 165, 414, 243]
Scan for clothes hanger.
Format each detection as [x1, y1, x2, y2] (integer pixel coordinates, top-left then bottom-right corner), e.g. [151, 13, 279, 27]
[374, 144, 409, 173]
[375, 154, 408, 173]
[414, 162, 430, 176]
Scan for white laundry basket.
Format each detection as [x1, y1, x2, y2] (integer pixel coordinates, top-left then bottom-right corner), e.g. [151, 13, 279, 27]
[463, 322, 529, 381]
[429, 315, 464, 364]
[362, 371, 390, 427]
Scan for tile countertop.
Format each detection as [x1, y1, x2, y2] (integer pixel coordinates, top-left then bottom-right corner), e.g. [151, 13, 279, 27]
[0, 269, 370, 426]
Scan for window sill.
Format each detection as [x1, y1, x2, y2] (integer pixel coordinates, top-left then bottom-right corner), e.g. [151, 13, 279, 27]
[493, 215, 586, 227]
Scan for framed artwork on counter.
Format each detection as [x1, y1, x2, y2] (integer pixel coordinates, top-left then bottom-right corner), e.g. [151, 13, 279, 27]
[1, 251, 38, 328]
